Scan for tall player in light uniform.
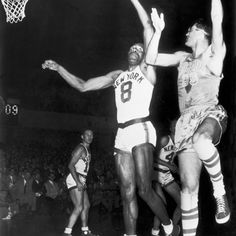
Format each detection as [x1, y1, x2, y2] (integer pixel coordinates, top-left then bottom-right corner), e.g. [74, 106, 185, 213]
[42, 1, 180, 235]
[152, 124, 181, 236]
[146, 0, 230, 235]
[64, 129, 99, 236]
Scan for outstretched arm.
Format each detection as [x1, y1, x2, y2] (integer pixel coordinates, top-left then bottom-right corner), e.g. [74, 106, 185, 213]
[211, 0, 225, 53]
[130, 0, 153, 49]
[145, 8, 187, 67]
[145, 8, 165, 65]
[208, 0, 226, 76]
[42, 60, 122, 92]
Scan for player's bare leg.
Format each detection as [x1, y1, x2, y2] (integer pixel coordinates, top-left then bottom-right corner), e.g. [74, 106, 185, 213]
[64, 189, 83, 235]
[178, 152, 202, 236]
[115, 151, 138, 236]
[192, 117, 230, 224]
[133, 143, 180, 236]
[152, 183, 167, 236]
[164, 181, 181, 226]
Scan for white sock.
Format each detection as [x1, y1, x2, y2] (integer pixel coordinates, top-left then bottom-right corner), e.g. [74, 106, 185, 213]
[193, 138, 226, 198]
[162, 220, 173, 235]
[181, 192, 198, 236]
[81, 226, 89, 231]
[151, 228, 160, 235]
[64, 227, 72, 234]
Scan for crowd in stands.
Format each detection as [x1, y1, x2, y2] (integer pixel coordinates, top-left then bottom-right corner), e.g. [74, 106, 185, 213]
[0, 133, 235, 224]
[0, 142, 121, 220]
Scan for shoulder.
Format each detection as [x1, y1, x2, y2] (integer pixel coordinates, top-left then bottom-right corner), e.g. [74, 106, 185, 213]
[106, 70, 123, 81]
[72, 144, 86, 156]
[139, 61, 156, 85]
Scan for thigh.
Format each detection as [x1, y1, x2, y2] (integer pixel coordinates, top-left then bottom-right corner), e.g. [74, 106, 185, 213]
[194, 117, 221, 143]
[133, 143, 154, 184]
[69, 188, 83, 207]
[178, 151, 202, 193]
[114, 152, 136, 193]
[154, 182, 167, 204]
[164, 181, 181, 205]
[83, 190, 90, 207]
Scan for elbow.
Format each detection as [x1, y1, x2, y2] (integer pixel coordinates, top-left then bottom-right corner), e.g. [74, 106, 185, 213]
[78, 87, 86, 92]
[72, 83, 86, 92]
[80, 86, 89, 92]
[145, 57, 157, 66]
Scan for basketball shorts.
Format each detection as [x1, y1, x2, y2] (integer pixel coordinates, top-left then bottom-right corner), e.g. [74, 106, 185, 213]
[114, 120, 156, 153]
[175, 105, 227, 153]
[66, 173, 87, 190]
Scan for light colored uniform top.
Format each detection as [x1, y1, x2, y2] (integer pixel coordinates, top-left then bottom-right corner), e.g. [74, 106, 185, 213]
[74, 143, 91, 176]
[177, 46, 222, 113]
[114, 65, 154, 123]
[155, 136, 175, 172]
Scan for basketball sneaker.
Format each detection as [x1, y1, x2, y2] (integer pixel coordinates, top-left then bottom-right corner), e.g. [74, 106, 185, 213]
[1, 213, 11, 220]
[80, 230, 99, 236]
[151, 228, 160, 236]
[165, 224, 180, 236]
[1, 209, 12, 220]
[215, 194, 231, 224]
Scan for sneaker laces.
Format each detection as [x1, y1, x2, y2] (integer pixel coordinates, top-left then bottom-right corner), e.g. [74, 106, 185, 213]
[216, 197, 226, 213]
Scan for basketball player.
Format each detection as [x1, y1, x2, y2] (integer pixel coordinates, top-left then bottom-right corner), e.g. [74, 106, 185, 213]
[42, 1, 179, 235]
[64, 129, 98, 236]
[146, 0, 230, 235]
[152, 124, 181, 236]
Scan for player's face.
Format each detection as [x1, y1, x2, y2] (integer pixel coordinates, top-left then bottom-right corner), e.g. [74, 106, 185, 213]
[128, 45, 144, 66]
[185, 24, 207, 47]
[82, 130, 94, 144]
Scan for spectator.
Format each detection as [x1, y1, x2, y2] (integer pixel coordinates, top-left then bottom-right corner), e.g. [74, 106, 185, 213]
[32, 171, 44, 213]
[15, 169, 34, 214]
[44, 172, 61, 215]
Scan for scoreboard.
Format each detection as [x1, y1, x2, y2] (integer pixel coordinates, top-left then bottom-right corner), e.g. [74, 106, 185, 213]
[0, 97, 19, 126]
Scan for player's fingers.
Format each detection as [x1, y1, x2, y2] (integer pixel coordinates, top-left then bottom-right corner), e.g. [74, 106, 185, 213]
[160, 13, 164, 21]
[151, 8, 158, 20]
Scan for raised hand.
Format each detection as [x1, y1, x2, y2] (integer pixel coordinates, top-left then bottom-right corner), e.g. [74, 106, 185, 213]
[151, 8, 165, 33]
[42, 60, 59, 71]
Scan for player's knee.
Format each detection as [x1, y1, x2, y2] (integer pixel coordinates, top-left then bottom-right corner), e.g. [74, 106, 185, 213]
[192, 132, 210, 146]
[73, 205, 83, 215]
[84, 202, 90, 212]
[121, 185, 136, 203]
[180, 174, 199, 194]
[138, 182, 150, 199]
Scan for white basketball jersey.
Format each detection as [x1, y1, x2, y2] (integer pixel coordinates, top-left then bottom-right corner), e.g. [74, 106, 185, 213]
[158, 136, 175, 171]
[74, 144, 91, 176]
[114, 66, 154, 123]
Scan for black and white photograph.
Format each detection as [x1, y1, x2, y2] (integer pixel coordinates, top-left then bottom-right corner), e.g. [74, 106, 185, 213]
[0, 0, 236, 235]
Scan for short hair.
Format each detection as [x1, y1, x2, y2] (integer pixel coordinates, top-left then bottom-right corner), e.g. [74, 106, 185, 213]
[82, 129, 93, 135]
[80, 129, 93, 140]
[194, 18, 212, 42]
